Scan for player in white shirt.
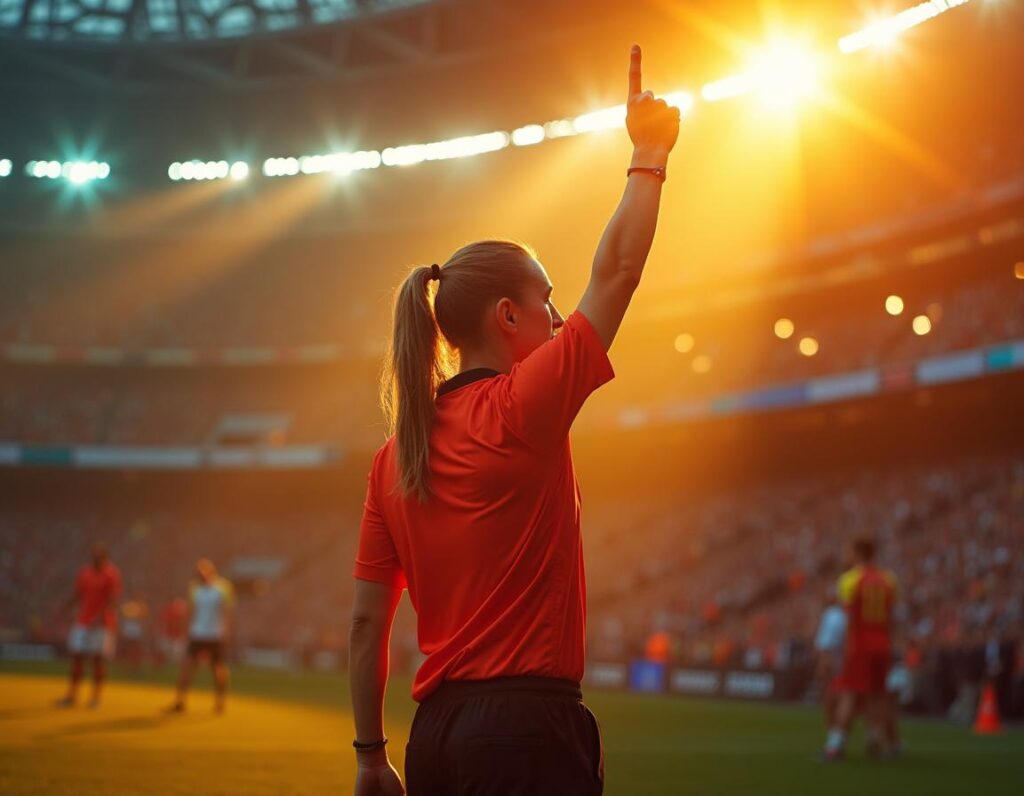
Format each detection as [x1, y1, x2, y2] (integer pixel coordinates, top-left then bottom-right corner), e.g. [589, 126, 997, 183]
[814, 586, 848, 729]
[166, 559, 235, 714]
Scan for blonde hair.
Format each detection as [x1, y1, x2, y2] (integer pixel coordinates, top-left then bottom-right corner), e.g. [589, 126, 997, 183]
[380, 240, 538, 502]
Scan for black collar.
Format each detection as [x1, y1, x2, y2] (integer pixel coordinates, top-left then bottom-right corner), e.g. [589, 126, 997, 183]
[437, 368, 501, 397]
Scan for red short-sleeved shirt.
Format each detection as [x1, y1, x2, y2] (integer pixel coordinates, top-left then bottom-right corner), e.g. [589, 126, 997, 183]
[355, 310, 614, 702]
[76, 562, 122, 628]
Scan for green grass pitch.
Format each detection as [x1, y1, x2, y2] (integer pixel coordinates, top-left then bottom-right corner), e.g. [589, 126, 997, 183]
[1, 661, 1020, 795]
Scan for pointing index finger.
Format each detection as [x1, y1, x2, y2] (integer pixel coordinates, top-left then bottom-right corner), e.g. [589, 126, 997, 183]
[628, 44, 642, 101]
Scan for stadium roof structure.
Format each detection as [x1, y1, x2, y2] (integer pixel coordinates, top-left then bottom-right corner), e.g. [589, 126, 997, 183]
[0, 0, 430, 42]
[0, 0, 593, 92]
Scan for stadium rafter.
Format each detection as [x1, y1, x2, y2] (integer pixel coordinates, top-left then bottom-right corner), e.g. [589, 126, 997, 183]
[1, 0, 431, 43]
[0, 0, 599, 93]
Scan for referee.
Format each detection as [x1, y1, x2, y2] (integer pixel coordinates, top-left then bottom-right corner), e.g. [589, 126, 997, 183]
[350, 45, 680, 795]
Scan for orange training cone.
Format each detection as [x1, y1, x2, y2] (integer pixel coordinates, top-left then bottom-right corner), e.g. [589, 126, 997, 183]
[973, 683, 1003, 735]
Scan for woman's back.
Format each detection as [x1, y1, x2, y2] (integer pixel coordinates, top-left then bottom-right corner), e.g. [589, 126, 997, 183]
[356, 311, 613, 701]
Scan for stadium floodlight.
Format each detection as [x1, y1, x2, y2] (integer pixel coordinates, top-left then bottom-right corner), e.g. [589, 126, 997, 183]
[838, 0, 973, 54]
[66, 162, 93, 184]
[673, 333, 695, 354]
[512, 125, 546, 147]
[755, 44, 820, 106]
[170, 159, 240, 181]
[912, 314, 933, 335]
[701, 42, 818, 106]
[702, 73, 757, 103]
[172, 95, 691, 182]
[885, 295, 905, 315]
[691, 354, 712, 373]
[45, 161, 62, 179]
[331, 150, 382, 175]
[347, 150, 382, 172]
[662, 91, 696, 114]
[544, 119, 577, 139]
[0, 159, 11, 177]
[269, 158, 284, 176]
[58, 161, 109, 184]
[426, 131, 508, 161]
[381, 144, 427, 167]
[265, 151, 380, 178]
[572, 105, 627, 134]
[382, 131, 510, 167]
[798, 336, 819, 356]
[774, 318, 795, 339]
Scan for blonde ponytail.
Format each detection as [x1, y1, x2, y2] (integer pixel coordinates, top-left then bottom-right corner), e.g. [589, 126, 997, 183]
[381, 266, 456, 502]
[381, 240, 536, 502]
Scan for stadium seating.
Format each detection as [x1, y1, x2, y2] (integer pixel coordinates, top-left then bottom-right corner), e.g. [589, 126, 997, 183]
[1, 265, 1020, 447]
[2, 453, 1019, 716]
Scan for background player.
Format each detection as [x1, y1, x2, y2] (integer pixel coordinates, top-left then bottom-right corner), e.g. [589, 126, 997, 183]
[813, 583, 847, 729]
[155, 595, 188, 669]
[55, 543, 122, 708]
[167, 559, 235, 714]
[823, 537, 900, 760]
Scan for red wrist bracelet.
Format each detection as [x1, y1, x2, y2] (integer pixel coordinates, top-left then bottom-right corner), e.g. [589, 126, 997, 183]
[627, 166, 667, 182]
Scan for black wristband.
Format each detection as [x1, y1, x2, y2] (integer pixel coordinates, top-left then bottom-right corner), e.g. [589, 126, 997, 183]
[627, 166, 666, 182]
[353, 737, 388, 752]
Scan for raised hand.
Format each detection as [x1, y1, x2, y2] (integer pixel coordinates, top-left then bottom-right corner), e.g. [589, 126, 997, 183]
[626, 45, 680, 157]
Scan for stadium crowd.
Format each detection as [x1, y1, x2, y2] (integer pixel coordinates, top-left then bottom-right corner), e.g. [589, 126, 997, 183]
[1, 266, 1021, 447]
[585, 454, 1024, 718]
[1, 453, 1020, 718]
[665, 273, 1024, 399]
[0, 366, 383, 448]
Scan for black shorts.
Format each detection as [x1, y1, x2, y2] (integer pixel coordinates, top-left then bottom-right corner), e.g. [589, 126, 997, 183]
[405, 676, 603, 796]
[186, 639, 224, 663]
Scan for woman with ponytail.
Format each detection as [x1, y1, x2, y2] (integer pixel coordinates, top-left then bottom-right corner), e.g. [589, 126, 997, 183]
[350, 45, 680, 795]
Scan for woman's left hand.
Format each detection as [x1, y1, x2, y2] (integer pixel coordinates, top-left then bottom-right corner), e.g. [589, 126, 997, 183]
[354, 759, 405, 796]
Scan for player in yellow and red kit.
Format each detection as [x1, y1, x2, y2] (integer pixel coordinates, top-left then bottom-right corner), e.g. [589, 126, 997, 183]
[822, 537, 900, 761]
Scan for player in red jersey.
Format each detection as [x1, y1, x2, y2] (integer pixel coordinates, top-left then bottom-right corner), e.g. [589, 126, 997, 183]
[823, 537, 899, 760]
[56, 543, 122, 708]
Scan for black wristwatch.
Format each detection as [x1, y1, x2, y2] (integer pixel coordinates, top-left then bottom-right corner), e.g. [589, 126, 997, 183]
[353, 737, 388, 752]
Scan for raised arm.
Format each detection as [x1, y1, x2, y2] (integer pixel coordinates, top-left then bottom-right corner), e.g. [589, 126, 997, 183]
[577, 45, 681, 349]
